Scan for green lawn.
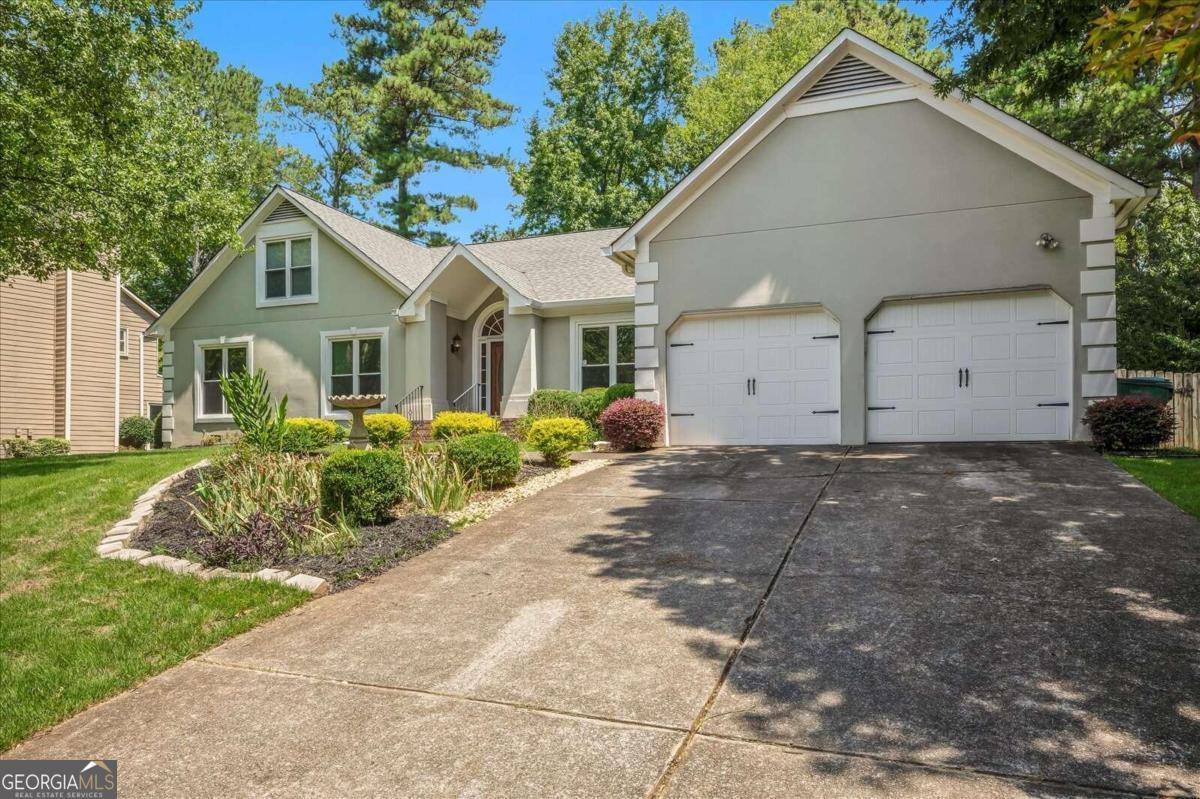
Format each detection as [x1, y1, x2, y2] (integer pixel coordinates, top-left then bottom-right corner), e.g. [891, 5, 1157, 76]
[1109, 455, 1200, 518]
[0, 448, 309, 751]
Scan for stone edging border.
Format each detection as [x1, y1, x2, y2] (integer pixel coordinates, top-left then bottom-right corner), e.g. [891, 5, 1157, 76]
[94, 461, 330, 596]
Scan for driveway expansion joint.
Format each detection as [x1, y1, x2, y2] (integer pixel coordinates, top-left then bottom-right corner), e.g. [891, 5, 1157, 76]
[196, 657, 693, 736]
[691, 731, 1156, 799]
[646, 446, 852, 799]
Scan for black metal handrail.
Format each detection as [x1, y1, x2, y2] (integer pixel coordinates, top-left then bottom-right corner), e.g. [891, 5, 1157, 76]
[395, 385, 426, 422]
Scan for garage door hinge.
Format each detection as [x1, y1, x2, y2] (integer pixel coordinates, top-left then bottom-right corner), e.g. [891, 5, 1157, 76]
[868, 406, 896, 411]
[1037, 320, 1069, 326]
[670, 412, 695, 417]
[1037, 402, 1069, 407]
[866, 329, 894, 335]
[811, 409, 839, 414]
[669, 342, 694, 347]
[812, 334, 839, 339]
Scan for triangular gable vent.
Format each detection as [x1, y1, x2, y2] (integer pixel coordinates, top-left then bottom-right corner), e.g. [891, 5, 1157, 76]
[798, 55, 902, 101]
[264, 199, 305, 224]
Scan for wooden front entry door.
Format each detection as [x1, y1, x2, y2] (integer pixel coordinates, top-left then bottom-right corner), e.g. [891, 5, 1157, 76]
[489, 342, 504, 416]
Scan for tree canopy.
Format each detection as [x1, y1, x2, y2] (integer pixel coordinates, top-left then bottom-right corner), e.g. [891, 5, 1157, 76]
[336, 0, 514, 244]
[508, 3, 695, 234]
[0, 0, 276, 286]
[672, 0, 947, 169]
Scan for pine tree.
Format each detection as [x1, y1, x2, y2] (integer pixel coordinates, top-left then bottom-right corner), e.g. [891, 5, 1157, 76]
[336, 0, 514, 243]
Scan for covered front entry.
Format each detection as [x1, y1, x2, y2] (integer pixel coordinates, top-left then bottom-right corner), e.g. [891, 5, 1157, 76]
[667, 307, 841, 445]
[866, 289, 1072, 442]
[476, 305, 505, 415]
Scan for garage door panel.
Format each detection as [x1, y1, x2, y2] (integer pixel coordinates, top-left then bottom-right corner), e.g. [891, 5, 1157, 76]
[868, 291, 1070, 442]
[669, 308, 840, 445]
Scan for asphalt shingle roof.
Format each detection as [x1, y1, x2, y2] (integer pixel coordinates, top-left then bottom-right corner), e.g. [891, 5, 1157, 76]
[280, 188, 633, 303]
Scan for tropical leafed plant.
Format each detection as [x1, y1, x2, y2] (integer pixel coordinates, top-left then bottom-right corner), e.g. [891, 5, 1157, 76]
[219, 368, 288, 452]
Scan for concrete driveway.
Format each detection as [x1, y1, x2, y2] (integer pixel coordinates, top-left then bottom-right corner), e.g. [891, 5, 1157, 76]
[10, 444, 1199, 798]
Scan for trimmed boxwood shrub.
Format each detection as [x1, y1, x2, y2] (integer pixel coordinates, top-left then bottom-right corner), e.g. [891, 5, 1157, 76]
[320, 449, 407, 525]
[577, 387, 609, 425]
[119, 415, 154, 449]
[446, 432, 521, 488]
[431, 411, 499, 439]
[599, 398, 664, 451]
[527, 389, 581, 419]
[282, 417, 345, 453]
[603, 383, 635, 407]
[30, 437, 71, 456]
[364, 413, 412, 447]
[1083, 396, 1175, 452]
[527, 417, 591, 466]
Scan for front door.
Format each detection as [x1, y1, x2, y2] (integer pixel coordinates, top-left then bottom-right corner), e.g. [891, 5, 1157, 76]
[489, 342, 504, 416]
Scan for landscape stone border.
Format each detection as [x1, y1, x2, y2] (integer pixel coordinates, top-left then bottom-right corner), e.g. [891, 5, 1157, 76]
[94, 461, 330, 596]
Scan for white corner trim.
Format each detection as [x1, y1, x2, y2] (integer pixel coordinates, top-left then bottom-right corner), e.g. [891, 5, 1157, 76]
[634, 283, 654, 305]
[255, 222, 319, 308]
[1087, 346, 1118, 372]
[1080, 320, 1117, 347]
[1081, 372, 1118, 398]
[1085, 242, 1116, 269]
[634, 304, 659, 326]
[1086, 294, 1117, 320]
[634, 261, 659, 283]
[568, 312, 635, 391]
[193, 335, 255, 423]
[1080, 268, 1116, 296]
[1080, 216, 1116, 244]
[318, 327, 389, 419]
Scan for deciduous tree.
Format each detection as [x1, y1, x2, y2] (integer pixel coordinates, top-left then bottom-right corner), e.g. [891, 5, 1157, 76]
[509, 4, 695, 233]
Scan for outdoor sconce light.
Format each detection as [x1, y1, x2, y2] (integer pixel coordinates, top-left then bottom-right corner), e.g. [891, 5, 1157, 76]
[451, 334, 462, 354]
[1035, 232, 1059, 250]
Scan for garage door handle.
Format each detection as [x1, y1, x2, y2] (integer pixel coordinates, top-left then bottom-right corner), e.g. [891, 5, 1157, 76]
[868, 406, 896, 411]
[811, 409, 839, 414]
[752, 378, 756, 395]
[1037, 402, 1069, 407]
[965, 368, 969, 387]
[669, 342, 694, 347]
[958, 368, 963, 387]
[812, 334, 839, 339]
[866, 329, 894, 335]
[747, 378, 751, 396]
[670, 412, 695, 417]
[1037, 320, 1069, 325]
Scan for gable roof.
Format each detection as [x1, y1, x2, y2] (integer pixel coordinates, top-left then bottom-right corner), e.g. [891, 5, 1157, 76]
[607, 28, 1151, 262]
[150, 187, 632, 335]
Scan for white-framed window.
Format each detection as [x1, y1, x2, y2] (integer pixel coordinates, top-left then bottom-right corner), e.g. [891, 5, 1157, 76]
[118, 327, 129, 357]
[320, 327, 388, 418]
[193, 336, 253, 421]
[570, 314, 635, 390]
[256, 221, 319, 307]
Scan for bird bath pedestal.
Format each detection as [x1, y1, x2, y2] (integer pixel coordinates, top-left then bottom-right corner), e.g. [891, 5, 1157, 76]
[329, 394, 386, 449]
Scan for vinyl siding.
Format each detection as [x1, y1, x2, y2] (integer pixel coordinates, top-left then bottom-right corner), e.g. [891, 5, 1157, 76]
[0, 275, 59, 438]
[67, 272, 119, 452]
[119, 294, 160, 418]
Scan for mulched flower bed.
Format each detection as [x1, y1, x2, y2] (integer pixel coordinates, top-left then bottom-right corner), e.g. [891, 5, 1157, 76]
[133, 460, 557, 593]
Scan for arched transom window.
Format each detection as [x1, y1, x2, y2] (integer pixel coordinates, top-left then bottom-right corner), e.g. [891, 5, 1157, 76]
[480, 309, 504, 338]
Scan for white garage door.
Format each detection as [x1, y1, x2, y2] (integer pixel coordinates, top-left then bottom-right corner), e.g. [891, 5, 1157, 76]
[668, 308, 841, 445]
[867, 291, 1072, 442]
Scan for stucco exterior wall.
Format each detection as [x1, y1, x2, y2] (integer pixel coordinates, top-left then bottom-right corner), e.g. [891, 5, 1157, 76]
[647, 100, 1095, 444]
[166, 232, 408, 446]
[539, 316, 570, 390]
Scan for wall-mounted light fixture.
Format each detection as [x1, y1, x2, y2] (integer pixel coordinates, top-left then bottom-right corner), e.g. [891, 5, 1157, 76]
[451, 334, 462, 354]
[1035, 232, 1059, 250]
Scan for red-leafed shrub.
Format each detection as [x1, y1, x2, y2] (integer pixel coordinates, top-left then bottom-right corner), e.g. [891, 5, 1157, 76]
[598, 398, 664, 451]
[1082, 396, 1175, 452]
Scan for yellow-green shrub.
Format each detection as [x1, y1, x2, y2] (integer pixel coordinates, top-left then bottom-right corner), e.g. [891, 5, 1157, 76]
[364, 413, 412, 447]
[282, 417, 345, 453]
[430, 411, 499, 439]
[526, 417, 590, 466]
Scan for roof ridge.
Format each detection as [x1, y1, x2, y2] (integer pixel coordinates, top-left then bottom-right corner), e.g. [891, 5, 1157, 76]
[279, 186, 431, 254]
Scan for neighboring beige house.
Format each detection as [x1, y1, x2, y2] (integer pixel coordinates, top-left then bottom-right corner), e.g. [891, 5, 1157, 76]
[0, 271, 162, 453]
[152, 30, 1151, 448]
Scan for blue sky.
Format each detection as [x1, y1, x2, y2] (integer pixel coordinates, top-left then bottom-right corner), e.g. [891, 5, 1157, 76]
[189, 0, 955, 240]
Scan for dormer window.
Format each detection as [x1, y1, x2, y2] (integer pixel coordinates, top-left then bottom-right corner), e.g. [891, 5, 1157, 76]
[256, 223, 319, 307]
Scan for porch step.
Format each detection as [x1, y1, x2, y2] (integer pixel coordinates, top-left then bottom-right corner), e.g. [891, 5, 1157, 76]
[407, 417, 521, 443]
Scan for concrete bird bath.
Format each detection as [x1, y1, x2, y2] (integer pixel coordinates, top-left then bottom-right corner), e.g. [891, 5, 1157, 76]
[329, 394, 386, 449]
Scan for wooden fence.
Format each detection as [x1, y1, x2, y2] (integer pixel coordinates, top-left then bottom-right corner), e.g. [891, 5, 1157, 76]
[1115, 369, 1199, 449]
